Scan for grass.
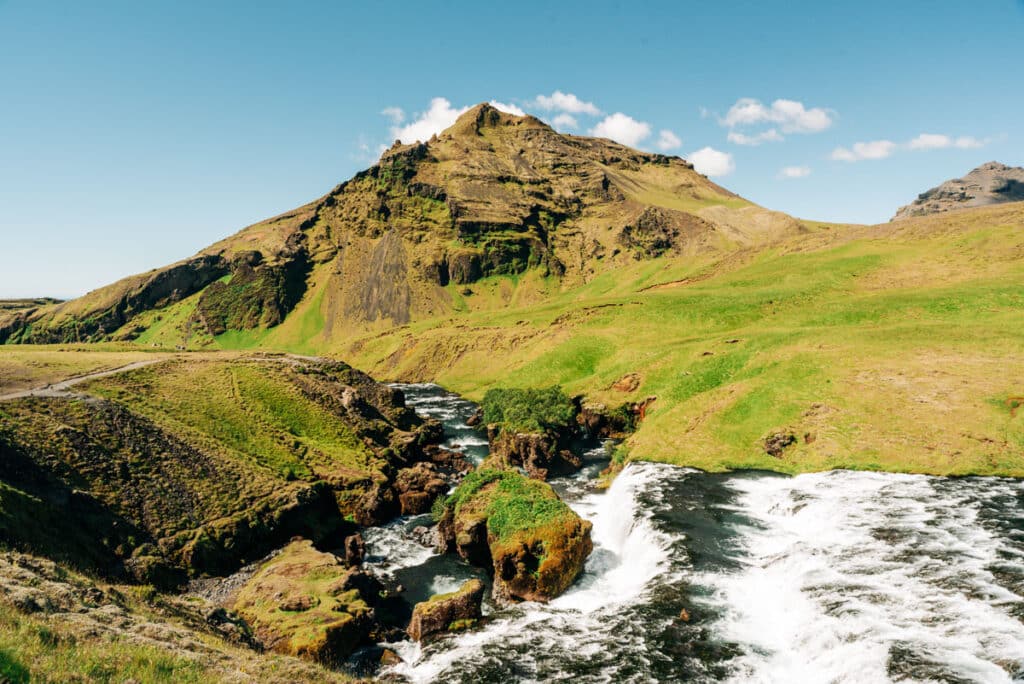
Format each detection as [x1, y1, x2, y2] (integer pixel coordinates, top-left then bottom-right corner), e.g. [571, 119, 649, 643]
[340, 202, 1024, 476]
[0, 344, 167, 394]
[0, 549, 356, 683]
[0, 604, 206, 684]
[82, 357, 379, 482]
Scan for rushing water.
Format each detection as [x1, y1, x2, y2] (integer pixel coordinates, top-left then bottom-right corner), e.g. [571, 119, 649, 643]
[366, 384, 1024, 683]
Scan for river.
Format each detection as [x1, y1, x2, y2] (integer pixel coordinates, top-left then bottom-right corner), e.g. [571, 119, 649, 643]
[363, 384, 1024, 683]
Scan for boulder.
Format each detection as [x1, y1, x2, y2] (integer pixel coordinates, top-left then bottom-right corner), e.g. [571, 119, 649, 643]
[232, 540, 381, 665]
[435, 469, 592, 603]
[407, 579, 485, 641]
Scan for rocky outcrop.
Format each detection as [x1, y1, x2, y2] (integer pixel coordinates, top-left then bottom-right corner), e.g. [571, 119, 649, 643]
[407, 579, 485, 641]
[894, 161, 1024, 220]
[231, 540, 382, 665]
[487, 428, 582, 480]
[0, 255, 230, 344]
[393, 462, 450, 516]
[435, 468, 592, 603]
[196, 247, 311, 335]
[0, 548, 363, 682]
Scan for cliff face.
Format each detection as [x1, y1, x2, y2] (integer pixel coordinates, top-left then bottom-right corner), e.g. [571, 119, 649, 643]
[893, 161, 1024, 220]
[0, 103, 802, 346]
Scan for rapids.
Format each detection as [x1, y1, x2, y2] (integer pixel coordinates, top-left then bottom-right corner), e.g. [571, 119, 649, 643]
[365, 384, 1024, 683]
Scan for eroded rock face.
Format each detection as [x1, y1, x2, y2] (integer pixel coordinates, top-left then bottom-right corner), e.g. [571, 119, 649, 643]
[393, 462, 449, 516]
[491, 517, 593, 603]
[407, 578, 485, 641]
[487, 429, 582, 480]
[231, 540, 382, 666]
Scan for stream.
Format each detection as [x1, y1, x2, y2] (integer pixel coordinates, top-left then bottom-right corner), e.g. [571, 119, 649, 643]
[364, 384, 1024, 683]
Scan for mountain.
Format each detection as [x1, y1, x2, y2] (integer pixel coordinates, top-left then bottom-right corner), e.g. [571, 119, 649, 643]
[0, 103, 801, 346]
[893, 161, 1024, 220]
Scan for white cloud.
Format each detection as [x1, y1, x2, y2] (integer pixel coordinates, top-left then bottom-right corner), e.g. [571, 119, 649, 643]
[490, 100, 526, 116]
[380, 107, 405, 124]
[727, 128, 783, 146]
[656, 129, 682, 151]
[688, 147, 735, 177]
[721, 98, 834, 135]
[391, 97, 470, 143]
[552, 113, 578, 130]
[590, 113, 652, 147]
[908, 133, 986, 150]
[534, 90, 600, 115]
[830, 140, 896, 162]
[778, 165, 811, 179]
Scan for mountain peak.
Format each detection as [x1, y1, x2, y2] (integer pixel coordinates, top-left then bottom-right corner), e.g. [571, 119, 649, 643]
[893, 161, 1024, 220]
[445, 102, 551, 138]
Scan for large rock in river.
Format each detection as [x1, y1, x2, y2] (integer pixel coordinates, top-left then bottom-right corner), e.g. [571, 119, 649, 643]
[435, 468, 592, 603]
[407, 578, 485, 641]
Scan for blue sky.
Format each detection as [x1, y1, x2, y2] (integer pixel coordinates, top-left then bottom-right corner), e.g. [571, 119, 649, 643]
[1, 1, 1022, 299]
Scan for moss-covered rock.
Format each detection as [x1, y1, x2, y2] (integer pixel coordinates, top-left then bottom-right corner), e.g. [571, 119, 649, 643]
[434, 469, 592, 603]
[231, 540, 381, 666]
[406, 579, 484, 641]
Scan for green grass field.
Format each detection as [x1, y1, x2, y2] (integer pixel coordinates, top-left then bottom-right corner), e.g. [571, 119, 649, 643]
[337, 203, 1024, 476]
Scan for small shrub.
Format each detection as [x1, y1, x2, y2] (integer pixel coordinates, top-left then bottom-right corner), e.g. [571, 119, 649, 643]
[481, 386, 576, 433]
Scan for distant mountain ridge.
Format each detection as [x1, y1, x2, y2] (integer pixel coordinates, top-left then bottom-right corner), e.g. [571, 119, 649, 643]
[0, 103, 802, 346]
[893, 161, 1024, 220]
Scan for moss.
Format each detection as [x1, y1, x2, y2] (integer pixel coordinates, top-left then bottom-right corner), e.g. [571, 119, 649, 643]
[437, 468, 577, 545]
[232, 540, 372, 665]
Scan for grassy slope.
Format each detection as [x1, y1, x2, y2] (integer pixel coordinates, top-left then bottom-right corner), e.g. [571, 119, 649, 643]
[1, 204, 1021, 477]
[338, 203, 1024, 476]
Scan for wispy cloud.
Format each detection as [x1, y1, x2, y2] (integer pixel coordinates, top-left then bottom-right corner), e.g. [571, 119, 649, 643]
[831, 140, 897, 162]
[688, 147, 735, 177]
[656, 129, 682, 151]
[907, 133, 986, 150]
[778, 165, 811, 179]
[727, 129, 783, 146]
[380, 107, 405, 124]
[833, 133, 990, 162]
[552, 113, 578, 130]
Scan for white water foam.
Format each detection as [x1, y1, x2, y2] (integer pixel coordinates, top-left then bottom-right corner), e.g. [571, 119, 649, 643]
[362, 519, 437, 577]
[700, 470, 1024, 683]
[384, 462, 678, 683]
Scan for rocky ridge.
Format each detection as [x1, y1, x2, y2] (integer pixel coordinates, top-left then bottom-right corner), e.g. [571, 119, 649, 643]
[893, 161, 1024, 220]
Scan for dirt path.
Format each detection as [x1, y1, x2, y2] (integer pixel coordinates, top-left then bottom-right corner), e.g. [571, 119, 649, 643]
[0, 359, 166, 401]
